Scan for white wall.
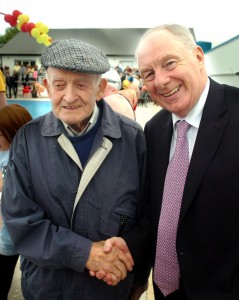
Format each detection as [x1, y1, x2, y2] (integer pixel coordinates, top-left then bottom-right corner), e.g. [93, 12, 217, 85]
[204, 35, 239, 87]
[107, 56, 136, 69]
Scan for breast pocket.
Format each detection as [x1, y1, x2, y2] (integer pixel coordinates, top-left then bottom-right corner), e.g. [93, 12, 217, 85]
[99, 206, 137, 238]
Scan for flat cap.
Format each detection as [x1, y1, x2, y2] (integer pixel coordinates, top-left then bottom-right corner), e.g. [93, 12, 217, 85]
[41, 39, 111, 74]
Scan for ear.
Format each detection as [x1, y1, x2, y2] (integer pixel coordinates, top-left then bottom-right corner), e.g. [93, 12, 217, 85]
[43, 78, 50, 95]
[97, 78, 108, 100]
[195, 46, 204, 66]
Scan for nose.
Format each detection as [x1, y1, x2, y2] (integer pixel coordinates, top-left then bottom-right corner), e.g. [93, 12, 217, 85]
[154, 69, 170, 89]
[63, 85, 79, 103]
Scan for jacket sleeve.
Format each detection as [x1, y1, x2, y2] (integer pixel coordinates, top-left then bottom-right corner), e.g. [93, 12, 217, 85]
[1, 132, 92, 273]
[122, 128, 151, 286]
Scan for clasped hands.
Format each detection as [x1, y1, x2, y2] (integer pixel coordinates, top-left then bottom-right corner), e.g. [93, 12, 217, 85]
[86, 237, 133, 286]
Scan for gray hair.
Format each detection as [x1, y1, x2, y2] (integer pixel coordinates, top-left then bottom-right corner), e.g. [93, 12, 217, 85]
[135, 24, 197, 61]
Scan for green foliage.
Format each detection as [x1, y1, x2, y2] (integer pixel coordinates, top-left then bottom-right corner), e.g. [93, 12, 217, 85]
[0, 27, 19, 48]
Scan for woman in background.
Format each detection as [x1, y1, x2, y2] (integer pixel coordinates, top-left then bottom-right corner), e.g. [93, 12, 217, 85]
[0, 104, 32, 300]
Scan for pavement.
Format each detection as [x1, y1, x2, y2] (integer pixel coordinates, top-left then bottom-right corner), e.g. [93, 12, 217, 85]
[7, 100, 160, 300]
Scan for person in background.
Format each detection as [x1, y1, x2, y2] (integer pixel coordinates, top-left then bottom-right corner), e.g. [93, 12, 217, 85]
[33, 65, 38, 82]
[128, 76, 140, 100]
[13, 62, 21, 75]
[118, 79, 138, 112]
[19, 63, 26, 87]
[102, 68, 135, 120]
[0, 69, 7, 108]
[0, 104, 33, 300]
[35, 82, 45, 97]
[31, 82, 38, 98]
[11, 70, 19, 98]
[1, 39, 148, 300]
[5, 72, 14, 99]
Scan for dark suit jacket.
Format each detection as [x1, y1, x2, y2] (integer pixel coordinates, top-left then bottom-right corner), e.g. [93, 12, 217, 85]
[141, 78, 239, 299]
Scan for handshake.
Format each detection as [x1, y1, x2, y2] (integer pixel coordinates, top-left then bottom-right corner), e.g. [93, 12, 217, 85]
[86, 237, 134, 286]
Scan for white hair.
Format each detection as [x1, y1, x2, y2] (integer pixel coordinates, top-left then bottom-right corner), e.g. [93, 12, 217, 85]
[135, 24, 197, 62]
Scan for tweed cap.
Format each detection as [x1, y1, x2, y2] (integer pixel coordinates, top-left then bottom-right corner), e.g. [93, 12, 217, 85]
[41, 39, 111, 74]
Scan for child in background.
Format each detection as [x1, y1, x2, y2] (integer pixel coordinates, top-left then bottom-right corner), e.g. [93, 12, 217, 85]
[0, 104, 32, 300]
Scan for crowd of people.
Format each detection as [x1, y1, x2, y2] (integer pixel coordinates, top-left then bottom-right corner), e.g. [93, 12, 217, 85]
[0, 60, 150, 106]
[1, 23, 239, 300]
[0, 63, 46, 99]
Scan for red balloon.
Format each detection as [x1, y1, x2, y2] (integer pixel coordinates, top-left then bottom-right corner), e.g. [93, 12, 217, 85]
[20, 23, 27, 32]
[10, 19, 17, 27]
[25, 22, 35, 32]
[4, 14, 13, 23]
[12, 10, 22, 18]
[4, 14, 17, 27]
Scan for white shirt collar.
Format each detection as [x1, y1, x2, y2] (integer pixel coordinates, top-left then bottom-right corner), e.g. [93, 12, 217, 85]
[172, 78, 210, 129]
[63, 104, 99, 137]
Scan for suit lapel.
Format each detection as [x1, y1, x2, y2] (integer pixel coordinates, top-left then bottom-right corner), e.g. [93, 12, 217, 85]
[179, 80, 228, 224]
[146, 112, 173, 226]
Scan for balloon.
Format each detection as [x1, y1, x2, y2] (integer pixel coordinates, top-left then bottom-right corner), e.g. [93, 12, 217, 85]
[31, 28, 41, 38]
[4, 14, 13, 23]
[44, 39, 52, 47]
[4, 14, 17, 26]
[1, 9, 52, 46]
[39, 24, 49, 34]
[18, 14, 30, 23]
[25, 22, 35, 33]
[35, 22, 43, 29]
[36, 35, 44, 44]
[41, 33, 49, 43]
[16, 22, 24, 31]
[20, 23, 28, 32]
[12, 10, 22, 18]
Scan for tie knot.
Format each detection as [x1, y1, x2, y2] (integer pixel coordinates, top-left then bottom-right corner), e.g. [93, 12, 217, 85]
[176, 120, 190, 138]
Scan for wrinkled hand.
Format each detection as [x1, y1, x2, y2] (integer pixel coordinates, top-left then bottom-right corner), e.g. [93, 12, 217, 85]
[86, 239, 134, 286]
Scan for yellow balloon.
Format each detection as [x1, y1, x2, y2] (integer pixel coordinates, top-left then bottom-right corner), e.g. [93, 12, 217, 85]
[16, 22, 24, 31]
[35, 22, 43, 29]
[41, 33, 49, 43]
[36, 35, 44, 44]
[40, 24, 49, 34]
[18, 14, 30, 23]
[44, 40, 52, 47]
[31, 28, 41, 38]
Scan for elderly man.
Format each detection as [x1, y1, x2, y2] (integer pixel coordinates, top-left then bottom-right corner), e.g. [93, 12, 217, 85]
[1, 39, 148, 299]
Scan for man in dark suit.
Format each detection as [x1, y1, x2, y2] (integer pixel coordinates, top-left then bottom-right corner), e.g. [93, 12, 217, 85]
[133, 24, 239, 299]
[95, 24, 239, 299]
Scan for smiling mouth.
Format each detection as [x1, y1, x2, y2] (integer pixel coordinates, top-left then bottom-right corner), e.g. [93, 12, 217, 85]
[163, 86, 181, 97]
[63, 106, 80, 109]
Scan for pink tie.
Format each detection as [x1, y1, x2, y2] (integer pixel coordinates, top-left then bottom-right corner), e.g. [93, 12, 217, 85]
[154, 120, 190, 296]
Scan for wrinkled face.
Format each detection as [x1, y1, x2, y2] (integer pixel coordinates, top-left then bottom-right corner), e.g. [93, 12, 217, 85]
[0, 131, 10, 151]
[44, 68, 107, 132]
[137, 30, 207, 118]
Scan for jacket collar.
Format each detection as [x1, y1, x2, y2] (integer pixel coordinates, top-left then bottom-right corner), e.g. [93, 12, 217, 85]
[41, 99, 122, 139]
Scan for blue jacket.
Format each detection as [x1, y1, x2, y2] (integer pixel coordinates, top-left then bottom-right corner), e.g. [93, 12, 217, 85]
[0, 150, 18, 256]
[2, 100, 147, 299]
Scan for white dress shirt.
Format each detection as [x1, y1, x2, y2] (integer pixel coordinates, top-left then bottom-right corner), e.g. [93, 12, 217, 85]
[170, 78, 210, 160]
